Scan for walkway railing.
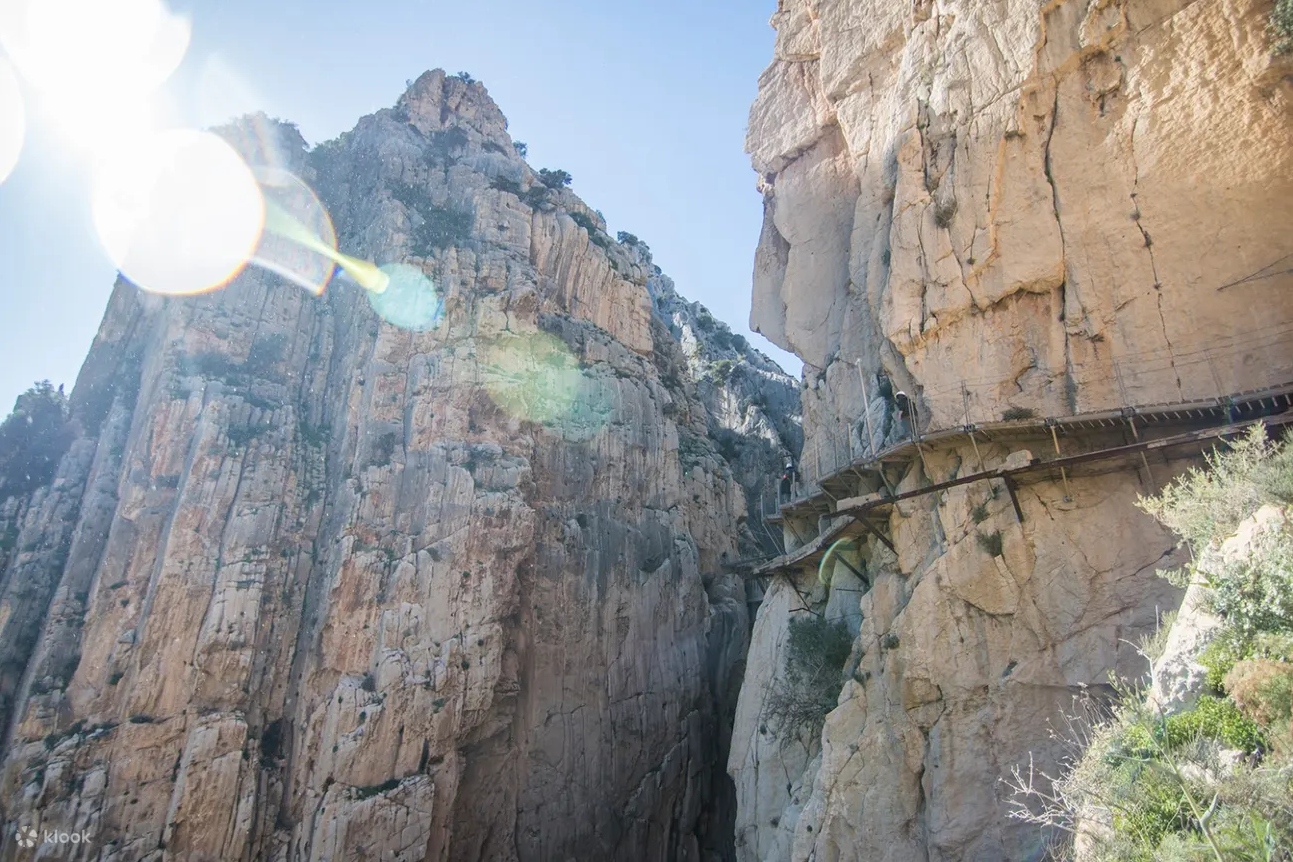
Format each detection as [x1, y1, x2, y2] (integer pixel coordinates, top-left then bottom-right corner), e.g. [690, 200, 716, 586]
[794, 326, 1293, 489]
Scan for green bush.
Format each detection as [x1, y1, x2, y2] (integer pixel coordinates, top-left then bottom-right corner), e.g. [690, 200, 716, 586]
[1207, 522, 1293, 640]
[1198, 637, 1244, 692]
[568, 211, 597, 233]
[1107, 760, 1190, 849]
[707, 360, 735, 384]
[933, 198, 957, 228]
[247, 333, 288, 370]
[568, 211, 614, 253]
[427, 127, 470, 160]
[490, 176, 522, 196]
[1142, 424, 1293, 650]
[538, 168, 572, 189]
[976, 530, 1004, 557]
[1272, 0, 1293, 53]
[1107, 719, 1159, 763]
[763, 614, 853, 743]
[411, 205, 472, 255]
[1161, 696, 1265, 753]
[355, 778, 400, 800]
[522, 187, 549, 209]
[0, 381, 71, 499]
[226, 424, 273, 450]
[390, 181, 473, 254]
[1138, 425, 1288, 549]
[370, 432, 400, 467]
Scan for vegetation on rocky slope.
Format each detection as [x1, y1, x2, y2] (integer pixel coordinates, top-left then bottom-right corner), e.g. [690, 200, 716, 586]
[763, 614, 853, 743]
[0, 381, 71, 500]
[1010, 426, 1293, 860]
[1272, 0, 1293, 53]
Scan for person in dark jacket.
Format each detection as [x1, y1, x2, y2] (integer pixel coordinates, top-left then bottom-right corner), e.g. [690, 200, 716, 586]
[779, 459, 797, 502]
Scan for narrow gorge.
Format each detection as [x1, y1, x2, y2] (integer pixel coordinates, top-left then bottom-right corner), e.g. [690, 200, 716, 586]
[0, 1, 1291, 861]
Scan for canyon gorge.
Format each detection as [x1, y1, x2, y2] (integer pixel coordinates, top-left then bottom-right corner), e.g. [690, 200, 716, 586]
[1, 0, 1292, 861]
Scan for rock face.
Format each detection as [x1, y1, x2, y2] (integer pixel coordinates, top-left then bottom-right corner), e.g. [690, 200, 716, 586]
[731, 1, 1293, 860]
[1148, 581, 1222, 717]
[0, 71, 797, 862]
[646, 263, 802, 558]
[750, 0, 1293, 482]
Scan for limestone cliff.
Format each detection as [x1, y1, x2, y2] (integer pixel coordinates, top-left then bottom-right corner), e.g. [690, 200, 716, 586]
[731, 1, 1293, 860]
[646, 263, 802, 558]
[0, 71, 798, 862]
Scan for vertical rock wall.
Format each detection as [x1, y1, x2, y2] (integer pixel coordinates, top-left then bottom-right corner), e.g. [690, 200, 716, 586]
[732, 1, 1293, 860]
[751, 0, 1293, 472]
[0, 72, 795, 862]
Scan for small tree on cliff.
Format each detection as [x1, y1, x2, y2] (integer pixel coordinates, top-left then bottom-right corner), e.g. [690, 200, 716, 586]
[763, 613, 853, 743]
[538, 168, 572, 189]
[1272, 0, 1293, 53]
[0, 381, 72, 499]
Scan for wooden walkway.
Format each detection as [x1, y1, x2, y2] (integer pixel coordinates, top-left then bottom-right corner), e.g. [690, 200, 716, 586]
[746, 382, 1293, 580]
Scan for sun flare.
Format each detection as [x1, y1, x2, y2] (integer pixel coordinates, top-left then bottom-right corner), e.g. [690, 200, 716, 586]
[0, 0, 188, 143]
[0, 55, 23, 186]
[92, 129, 265, 296]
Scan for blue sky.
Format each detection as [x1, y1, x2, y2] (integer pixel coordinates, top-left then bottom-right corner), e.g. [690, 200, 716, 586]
[0, 0, 801, 413]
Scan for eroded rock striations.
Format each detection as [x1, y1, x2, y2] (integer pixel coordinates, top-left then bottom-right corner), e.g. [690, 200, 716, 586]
[0, 71, 798, 862]
[732, 2, 1293, 860]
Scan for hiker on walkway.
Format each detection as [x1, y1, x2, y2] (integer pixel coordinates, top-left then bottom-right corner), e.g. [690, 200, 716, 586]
[779, 459, 798, 503]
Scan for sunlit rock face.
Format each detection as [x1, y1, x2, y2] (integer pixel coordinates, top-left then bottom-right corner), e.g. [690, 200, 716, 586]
[750, 0, 1293, 460]
[731, 2, 1293, 860]
[0, 70, 798, 862]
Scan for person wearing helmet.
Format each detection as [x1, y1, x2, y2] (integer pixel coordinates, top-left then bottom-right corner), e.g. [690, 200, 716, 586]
[779, 458, 798, 502]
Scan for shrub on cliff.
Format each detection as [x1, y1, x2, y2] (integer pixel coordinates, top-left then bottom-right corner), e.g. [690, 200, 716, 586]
[763, 613, 853, 743]
[389, 181, 474, 255]
[1138, 425, 1292, 550]
[1272, 0, 1293, 53]
[0, 381, 72, 499]
[538, 168, 572, 189]
[1009, 425, 1293, 859]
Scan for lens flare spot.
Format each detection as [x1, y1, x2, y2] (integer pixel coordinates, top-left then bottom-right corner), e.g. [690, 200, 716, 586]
[253, 168, 337, 295]
[93, 129, 265, 296]
[0, 0, 189, 99]
[479, 332, 610, 439]
[0, 55, 23, 186]
[366, 264, 442, 330]
[340, 257, 390, 294]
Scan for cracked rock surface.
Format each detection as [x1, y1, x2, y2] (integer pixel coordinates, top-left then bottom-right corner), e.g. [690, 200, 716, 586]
[0, 71, 799, 862]
[731, 1, 1292, 860]
[750, 0, 1293, 437]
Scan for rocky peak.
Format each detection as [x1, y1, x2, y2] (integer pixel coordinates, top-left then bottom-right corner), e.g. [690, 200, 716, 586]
[394, 69, 511, 143]
[0, 69, 798, 862]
